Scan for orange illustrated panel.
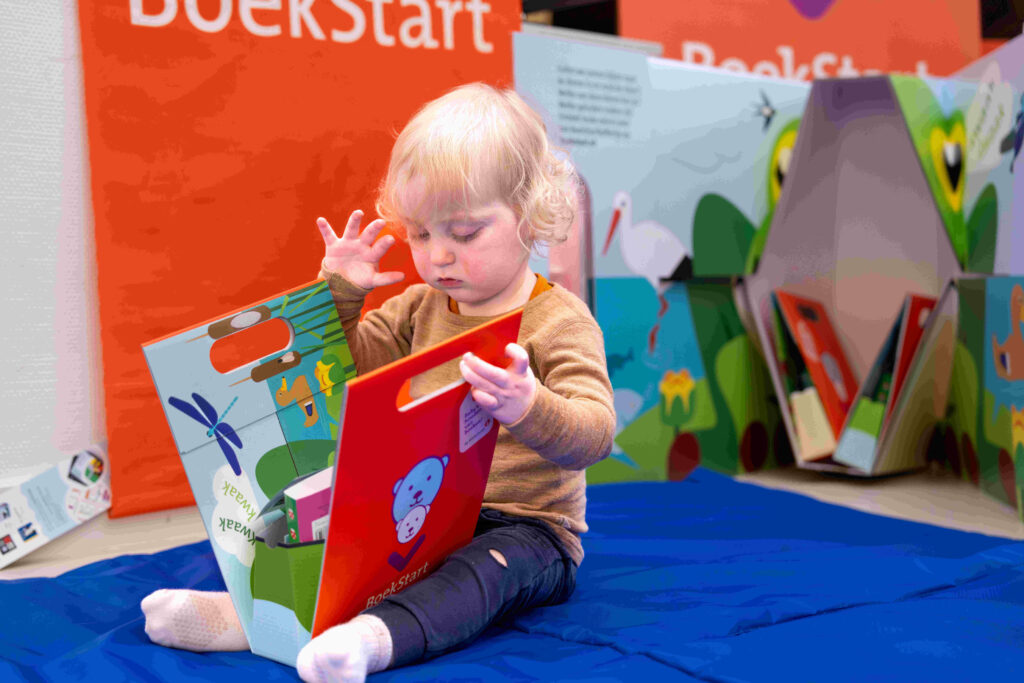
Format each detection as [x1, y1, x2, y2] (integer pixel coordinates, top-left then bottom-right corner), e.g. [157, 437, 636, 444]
[77, 1, 520, 516]
[774, 291, 859, 439]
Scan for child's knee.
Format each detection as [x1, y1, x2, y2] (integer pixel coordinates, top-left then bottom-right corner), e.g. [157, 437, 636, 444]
[488, 548, 508, 568]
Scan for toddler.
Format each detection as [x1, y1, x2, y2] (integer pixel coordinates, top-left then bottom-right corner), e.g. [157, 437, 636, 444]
[142, 83, 615, 682]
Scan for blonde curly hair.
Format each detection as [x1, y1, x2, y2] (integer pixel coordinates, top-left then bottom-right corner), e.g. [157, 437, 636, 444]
[376, 83, 577, 252]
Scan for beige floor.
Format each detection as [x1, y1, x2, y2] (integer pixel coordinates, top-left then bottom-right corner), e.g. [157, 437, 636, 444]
[1, 465, 1022, 581]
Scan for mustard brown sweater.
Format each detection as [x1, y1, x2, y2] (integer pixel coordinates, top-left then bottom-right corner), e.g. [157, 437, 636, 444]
[324, 271, 616, 564]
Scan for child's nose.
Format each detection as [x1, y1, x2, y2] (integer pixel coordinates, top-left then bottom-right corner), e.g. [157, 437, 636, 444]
[430, 244, 455, 266]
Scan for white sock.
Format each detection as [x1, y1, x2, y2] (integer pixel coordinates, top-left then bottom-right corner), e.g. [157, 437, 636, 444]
[296, 614, 394, 683]
[141, 589, 249, 652]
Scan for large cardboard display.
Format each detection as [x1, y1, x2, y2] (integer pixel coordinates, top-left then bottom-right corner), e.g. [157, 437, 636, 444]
[746, 75, 1017, 474]
[77, 1, 520, 517]
[515, 32, 804, 481]
[144, 279, 519, 664]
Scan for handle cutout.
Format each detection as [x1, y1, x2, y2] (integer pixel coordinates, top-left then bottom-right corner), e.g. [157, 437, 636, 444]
[396, 355, 464, 411]
[210, 318, 293, 374]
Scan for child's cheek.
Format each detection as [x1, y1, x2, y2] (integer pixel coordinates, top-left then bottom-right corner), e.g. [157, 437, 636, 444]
[410, 248, 431, 280]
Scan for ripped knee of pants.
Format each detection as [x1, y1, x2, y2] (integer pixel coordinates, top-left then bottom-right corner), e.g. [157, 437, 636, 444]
[488, 548, 508, 568]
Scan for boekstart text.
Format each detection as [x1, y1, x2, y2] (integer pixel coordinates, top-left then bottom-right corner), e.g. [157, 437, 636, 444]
[129, 0, 498, 53]
[365, 560, 431, 608]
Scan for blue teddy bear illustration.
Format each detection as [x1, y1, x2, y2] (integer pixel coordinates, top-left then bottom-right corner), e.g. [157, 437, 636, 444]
[392, 455, 449, 544]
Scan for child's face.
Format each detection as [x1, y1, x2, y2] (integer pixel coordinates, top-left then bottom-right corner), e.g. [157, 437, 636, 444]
[401, 182, 532, 316]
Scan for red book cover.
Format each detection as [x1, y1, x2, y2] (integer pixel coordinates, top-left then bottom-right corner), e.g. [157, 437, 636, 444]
[887, 294, 937, 419]
[311, 309, 523, 636]
[774, 291, 859, 439]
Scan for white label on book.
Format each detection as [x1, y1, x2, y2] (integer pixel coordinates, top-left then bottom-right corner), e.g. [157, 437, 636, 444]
[311, 514, 329, 541]
[211, 466, 258, 567]
[459, 391, 493, 453]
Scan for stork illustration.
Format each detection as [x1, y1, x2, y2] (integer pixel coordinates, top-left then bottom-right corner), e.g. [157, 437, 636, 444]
[602, 191, 692, 353]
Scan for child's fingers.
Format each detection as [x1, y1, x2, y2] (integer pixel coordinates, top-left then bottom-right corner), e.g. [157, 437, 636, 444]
[341, 210, 363, 240]
[462, 353, 509, 389]
[359, 218, 388, 245]
[316, 217, 338, 245]
[371, 271, 405, 288]
[460, 359, 501, 394]
[505, 343, 530, 376]
[368, 233, 395, 262]
[470, 388, 499, 409]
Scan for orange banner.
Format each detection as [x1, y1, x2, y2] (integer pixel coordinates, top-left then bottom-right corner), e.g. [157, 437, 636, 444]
[79, 0, 518, 516]
[620, 0, 980, 79]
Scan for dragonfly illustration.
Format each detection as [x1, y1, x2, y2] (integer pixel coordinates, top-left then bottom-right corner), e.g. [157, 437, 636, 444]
[169, 393, 243, 476]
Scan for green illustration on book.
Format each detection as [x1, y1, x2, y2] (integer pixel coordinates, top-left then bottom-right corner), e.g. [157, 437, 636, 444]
[692, 118, 801, 277]
[890, 75, 1004, 273]
[943, 278, 1024, 520]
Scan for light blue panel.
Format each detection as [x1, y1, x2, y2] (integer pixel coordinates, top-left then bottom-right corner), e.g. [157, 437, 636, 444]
[515, 32, 810, 277]
[250, 598, 310, 666]
[18, 468, 73, 537]
[833, 427, 878, 473]
[143, 281, 345, 455]
[595, 278, 707, 416]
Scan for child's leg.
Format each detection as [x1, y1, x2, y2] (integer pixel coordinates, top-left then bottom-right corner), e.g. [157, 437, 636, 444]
[373, 511, 576, 664]
[297, 510, 576, 681]
[141, 589, 249, 652]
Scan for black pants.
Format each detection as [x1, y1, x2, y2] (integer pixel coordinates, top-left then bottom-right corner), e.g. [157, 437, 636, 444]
[364, 508, 578, 667]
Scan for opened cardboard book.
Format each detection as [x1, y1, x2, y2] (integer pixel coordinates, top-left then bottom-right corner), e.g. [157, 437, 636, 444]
[742, 74, 1021, 475]
[771, 288, 943, 473]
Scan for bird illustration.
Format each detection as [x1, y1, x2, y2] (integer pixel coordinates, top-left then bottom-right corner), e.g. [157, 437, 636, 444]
[602, 190, 692, 353]
[314, 358, 340, 397]
[754, 90, 776, 132]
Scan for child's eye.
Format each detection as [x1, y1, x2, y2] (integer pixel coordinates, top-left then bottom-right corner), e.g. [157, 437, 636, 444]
[451, 223, 484, 242]
[409, 232, 430, 243]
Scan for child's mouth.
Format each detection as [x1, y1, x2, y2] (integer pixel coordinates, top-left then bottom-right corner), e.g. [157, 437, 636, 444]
[437, 278, 462, 287]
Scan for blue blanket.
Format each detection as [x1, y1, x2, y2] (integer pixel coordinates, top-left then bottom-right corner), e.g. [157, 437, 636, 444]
[4, 468, 1024, 681]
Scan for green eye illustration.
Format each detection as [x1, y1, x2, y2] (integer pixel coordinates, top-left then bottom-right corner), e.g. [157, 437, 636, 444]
[769, 128, 797, 207]
[929, 122, 966, 214]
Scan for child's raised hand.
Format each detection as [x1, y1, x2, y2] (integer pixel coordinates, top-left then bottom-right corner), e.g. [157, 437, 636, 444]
[459, 343, 536, 425]
[317, 211, 405, 290]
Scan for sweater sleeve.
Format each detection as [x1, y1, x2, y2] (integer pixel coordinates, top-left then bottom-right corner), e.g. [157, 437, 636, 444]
[322, 268, 423, 376]
[504, 318, 616, 470]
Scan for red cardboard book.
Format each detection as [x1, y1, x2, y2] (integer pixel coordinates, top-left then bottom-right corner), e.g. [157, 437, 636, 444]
[774, 290, 859, 440]
[886, 294, 937, 420]
[311, 309, 523, 636]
